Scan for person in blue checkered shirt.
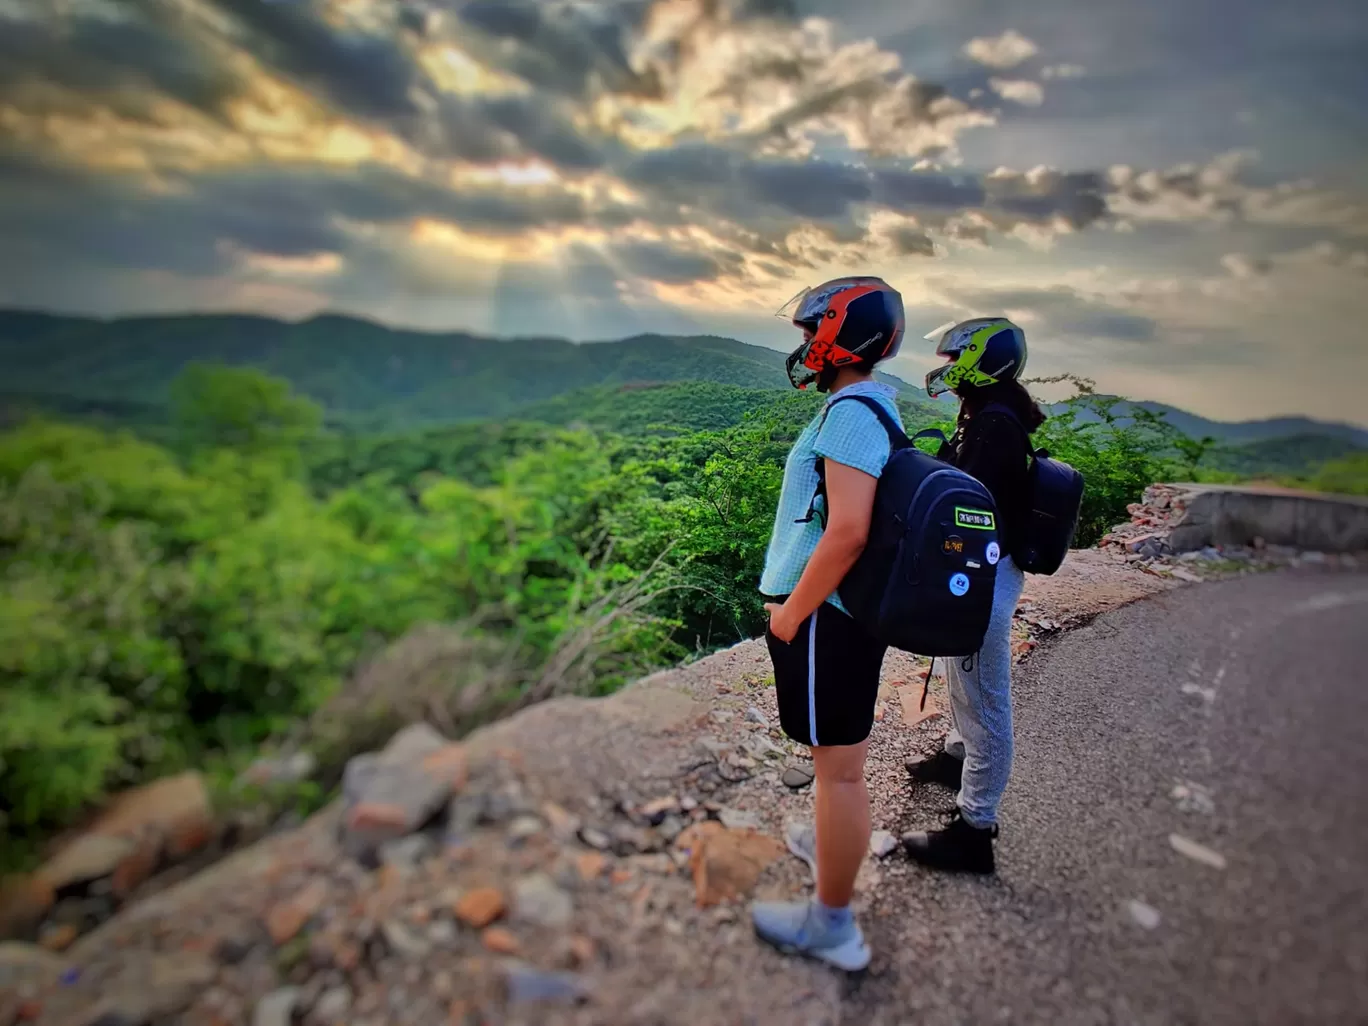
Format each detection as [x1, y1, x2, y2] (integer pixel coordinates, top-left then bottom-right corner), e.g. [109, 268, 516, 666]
[750, 276, 907, 972]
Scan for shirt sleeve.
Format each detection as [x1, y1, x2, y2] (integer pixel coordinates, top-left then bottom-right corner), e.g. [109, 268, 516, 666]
[812, 400, 894, 478]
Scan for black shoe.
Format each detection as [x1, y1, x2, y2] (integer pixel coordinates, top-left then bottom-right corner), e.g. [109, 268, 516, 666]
[901, 810, 998, 874]
[903, 749, 964, 790]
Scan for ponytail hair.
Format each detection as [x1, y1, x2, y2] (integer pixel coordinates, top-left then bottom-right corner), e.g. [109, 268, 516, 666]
[954, 379, 1047, 434]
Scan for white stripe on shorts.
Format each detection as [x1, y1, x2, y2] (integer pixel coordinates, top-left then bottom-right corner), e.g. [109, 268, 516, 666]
[807, 606, 820, 747]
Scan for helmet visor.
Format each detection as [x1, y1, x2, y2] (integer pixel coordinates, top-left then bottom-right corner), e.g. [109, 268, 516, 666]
[776, 277, 886, 326]
[922, 319, 960, 347]
[785, 342, 819, 390]
[925, 317, 1004, 356]
[924, 362, 957, 398]
[776, 285, 816, 323]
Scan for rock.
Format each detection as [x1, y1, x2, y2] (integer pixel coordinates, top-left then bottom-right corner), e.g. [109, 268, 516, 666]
[717, 808, 759, 831]
[1170, 781, 1216, 815]
[428, 919, 457, 945]
[540, 802, 580, 841]
[718, 753, 755, 783]
[679, 797, 699, 812]
[1168, 833, 1228, 870]
[98, 951, 218, 1023]
[253, 987, 300, 1026]
[505, 815, 544, 845]
[745, 706, 769, 727]
[0, 943, 69, 989]
[512, 873, 573, 928]
[341, 726, 468, 859]
[81, 772, 215, 890]
[577, 826, 612, 851]
[239, 752, 317, 789]
[453, 887, 506, 929]
[430, 970, 454, 998]
[445, 792, 487, 846]
[638, 797, 678, 824]
[265, 878, 329, 946]
[481, 926, 521, 955]
[674, 819, 724, 854]
[483, 781, 533, 824]
[656, 814, 686, 844]
[901, 688, 947, 728]
[36, 835, 135, 892]
[868, 831, 898, 858]
[567, 934, 596, 967]
[781, 765, 814, 790]
[49, 896, 113, 931]
[37, 924, 77, 953]
[314, 986, 352, 1023]
[689, 828, 786, 908]
[575, 852, 608, 882]
[381, 919, 432, 959]
[0, 876, 53, 941]
[503, 963, 590, 1006]
[1126, 899, 1162, 930]
[379, 833, 434, 869]
[608, 823, 656, 855]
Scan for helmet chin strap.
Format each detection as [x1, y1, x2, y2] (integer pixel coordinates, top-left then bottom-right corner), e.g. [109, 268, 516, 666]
[815, 366, 839, 393]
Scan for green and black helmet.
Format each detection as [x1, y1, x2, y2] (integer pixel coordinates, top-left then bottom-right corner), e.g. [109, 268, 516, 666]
[923, 317, 1028, 398]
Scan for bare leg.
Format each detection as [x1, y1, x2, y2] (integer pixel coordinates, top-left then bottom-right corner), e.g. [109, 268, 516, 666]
[752, 739, 873, 971]
[812, 740, 870, 908]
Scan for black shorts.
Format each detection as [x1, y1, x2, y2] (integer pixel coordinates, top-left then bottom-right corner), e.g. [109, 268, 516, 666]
[764, 598, 888, 748]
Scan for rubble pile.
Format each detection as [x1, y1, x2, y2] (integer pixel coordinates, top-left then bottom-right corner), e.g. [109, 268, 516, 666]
[1099, 484, 1192, 559]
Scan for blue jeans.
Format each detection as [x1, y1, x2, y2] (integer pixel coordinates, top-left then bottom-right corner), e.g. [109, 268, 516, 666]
[941, 557, 1025, 828]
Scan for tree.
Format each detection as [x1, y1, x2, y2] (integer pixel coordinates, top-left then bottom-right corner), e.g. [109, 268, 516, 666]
[171, 364, 322, 456]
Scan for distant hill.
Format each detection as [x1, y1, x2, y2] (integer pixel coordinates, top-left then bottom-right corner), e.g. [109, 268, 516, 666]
[515, 381, 945, 437]
[1051, 396, 1368, 448]
[1205, 433, 1367, 478]
[0, 309, 913, 430]
[3, 309, 1364, 463]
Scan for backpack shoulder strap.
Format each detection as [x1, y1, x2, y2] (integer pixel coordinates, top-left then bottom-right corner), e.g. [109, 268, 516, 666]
[825, 393, 911, 450]
[795, 393, 907, 527]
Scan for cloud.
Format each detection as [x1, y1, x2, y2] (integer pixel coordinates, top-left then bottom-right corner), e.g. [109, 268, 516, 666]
[0, 0, 1365, 430]
[989, 78, 1045, 107]
[212, 0, 422, 120]
[1106, 151, 1368, 233]
[0, 1, 240, 119]
[886, 226, 937, 257]
[1040, 64, 1085, 80]
[962, 30, 1039, 70]
[456, 0, 658, 100]
[606, 239, 744, 284]
[945, 284, 1159, 344]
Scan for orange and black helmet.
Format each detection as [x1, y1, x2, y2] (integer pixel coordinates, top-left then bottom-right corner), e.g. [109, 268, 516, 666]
[776, 276, 906, 391]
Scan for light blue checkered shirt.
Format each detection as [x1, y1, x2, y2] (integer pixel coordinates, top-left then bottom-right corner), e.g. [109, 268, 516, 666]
[759, 381, 903, 614]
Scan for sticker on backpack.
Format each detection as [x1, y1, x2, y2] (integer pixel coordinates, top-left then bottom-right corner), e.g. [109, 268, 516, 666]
[954, 507, 996, 531]
[948, 573, 970, 597]
[986, 541, 1000, 565]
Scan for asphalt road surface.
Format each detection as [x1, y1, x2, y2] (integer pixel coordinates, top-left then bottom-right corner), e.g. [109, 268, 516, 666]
[847, 569, 1368, 1026]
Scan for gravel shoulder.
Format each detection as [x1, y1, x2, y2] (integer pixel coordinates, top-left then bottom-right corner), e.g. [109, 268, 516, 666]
[8, 553, 1365, 1026]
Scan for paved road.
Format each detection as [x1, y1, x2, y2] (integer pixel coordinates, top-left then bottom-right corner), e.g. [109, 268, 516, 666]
[847, 570, 1368, 1026]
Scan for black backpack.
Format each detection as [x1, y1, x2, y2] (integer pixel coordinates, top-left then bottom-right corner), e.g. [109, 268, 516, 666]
[802, 394, 1002, 657]
[979, 402, 1085, 576]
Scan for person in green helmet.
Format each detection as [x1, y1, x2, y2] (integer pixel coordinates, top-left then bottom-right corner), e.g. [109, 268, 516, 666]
[901, 316, 1046, 875]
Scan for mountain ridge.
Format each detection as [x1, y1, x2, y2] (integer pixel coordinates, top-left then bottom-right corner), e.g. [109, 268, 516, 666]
[2, 308, 1364, 443]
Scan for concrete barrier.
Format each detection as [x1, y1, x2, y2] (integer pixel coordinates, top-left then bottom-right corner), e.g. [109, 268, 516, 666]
[1165, 484, 1368, 554]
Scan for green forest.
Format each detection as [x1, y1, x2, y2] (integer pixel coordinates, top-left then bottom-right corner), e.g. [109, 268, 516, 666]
[3, 317, 1366, 870]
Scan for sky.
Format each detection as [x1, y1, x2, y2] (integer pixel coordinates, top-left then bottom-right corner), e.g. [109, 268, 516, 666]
[2, 0, 1366, 425]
